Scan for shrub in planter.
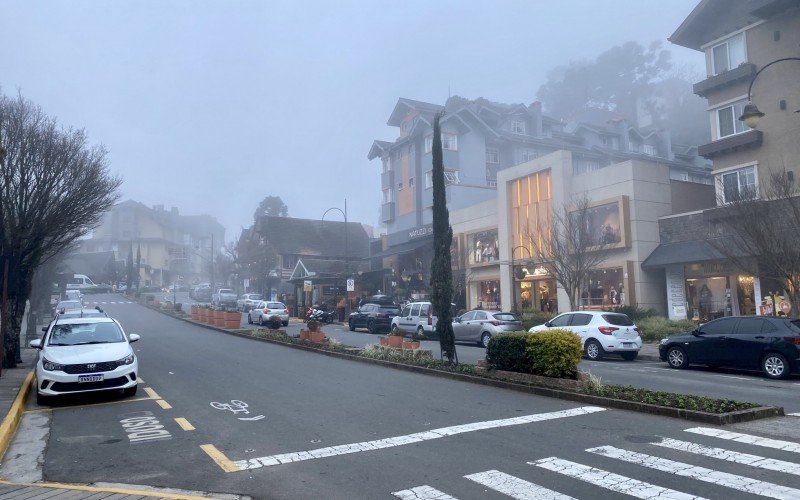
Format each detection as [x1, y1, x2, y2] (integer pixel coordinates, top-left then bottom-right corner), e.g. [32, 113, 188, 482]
[603, 305, 659, 322]
[268, 314, 282, 330]
[525, 329, 582, 379]
[307, 318, 320, 332]
[521, 310, 555, 331]
[486, 333, 531, 373]
[636, 316, 696, 342]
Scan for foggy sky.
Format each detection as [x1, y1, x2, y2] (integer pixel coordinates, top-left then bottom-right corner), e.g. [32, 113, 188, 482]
[0, 0, 703, 241]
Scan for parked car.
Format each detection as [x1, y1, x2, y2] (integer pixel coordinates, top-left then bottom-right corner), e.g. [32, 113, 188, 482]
[237, 293, 263, 312]
[54, 300, 83, 315]
[349, 303, 401, 334]
[53, 307, 108, 320]
[248, 301, 289, 326]
[29, 316, 140, 405]
[529, 311, 641, 361]
[390, 301, 457, 338]
[212, 288, 237, 307]
[659, 316, 800, 379]
[66, 274, 96, 291]
[453, 310, 522, 347]
[192, 286, 212, 302]
[63, 290, 83, 302]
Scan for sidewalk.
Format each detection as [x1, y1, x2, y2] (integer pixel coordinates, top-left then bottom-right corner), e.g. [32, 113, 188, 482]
[639, 342, 661, 362]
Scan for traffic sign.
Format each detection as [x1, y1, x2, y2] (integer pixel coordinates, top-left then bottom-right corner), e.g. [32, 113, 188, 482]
[346, 279, 355, 292]
[304, 280, 313, 292]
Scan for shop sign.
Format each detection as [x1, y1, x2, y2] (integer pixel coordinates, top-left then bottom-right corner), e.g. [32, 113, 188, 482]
[408, 225, 433, 241]
[701, 261, 733, 277]
[303, 280, 313, 292]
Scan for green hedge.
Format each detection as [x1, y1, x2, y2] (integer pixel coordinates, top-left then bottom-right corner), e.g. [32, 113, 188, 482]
[486, 329, 582, 379]
[520, 310, 555, 331]
[602, 306, 659, 321]
[636, 316, 696, 342]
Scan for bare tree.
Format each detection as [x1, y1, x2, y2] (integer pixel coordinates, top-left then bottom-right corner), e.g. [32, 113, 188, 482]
[0, 92, 121, 368]
[708, 169, 800, 317]
[527, 194, 613, 311]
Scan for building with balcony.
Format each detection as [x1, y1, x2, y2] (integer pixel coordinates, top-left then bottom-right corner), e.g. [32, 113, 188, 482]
[368, 96, 712, 299]
[642, 0, 800, 321]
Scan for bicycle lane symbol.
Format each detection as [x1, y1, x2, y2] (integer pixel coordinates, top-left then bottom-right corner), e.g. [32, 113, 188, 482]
[210, 400, 265, 421]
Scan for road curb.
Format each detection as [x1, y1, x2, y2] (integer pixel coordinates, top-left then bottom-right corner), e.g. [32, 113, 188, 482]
[0, 371, 34, 462]
[146, 305, 783, 425]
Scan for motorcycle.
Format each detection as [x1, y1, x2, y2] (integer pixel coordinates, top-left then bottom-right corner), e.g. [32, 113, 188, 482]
[306, 307, 335, 324]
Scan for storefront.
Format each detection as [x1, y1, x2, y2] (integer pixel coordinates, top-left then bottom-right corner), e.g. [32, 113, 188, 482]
[519, 277, 558, 313]
[477, 279, 501, 309]
[467, 230, 499, 264]
[582, 267, 626, 308]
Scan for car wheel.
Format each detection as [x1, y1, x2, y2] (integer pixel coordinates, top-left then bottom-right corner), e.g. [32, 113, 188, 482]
[480, 332, 492, 348]
[282, 321, 288, 327]
[391, 324, 400, 335]
[260, 316, 267, 327]
[666, 346, 688, 369]
[416, 326, 425, 338]
[584, 340, 604, 360]
[348, 320, 356, 332]
[36, 391, 50, 406]
[367, 321, 376, 335]
[620, 351, 638, 361]
[762, 352, 789, 379]
[247, 314, 253, 325]
[123, 385, 138, 397]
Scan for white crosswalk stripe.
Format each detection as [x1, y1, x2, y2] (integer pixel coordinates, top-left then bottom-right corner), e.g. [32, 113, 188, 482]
[587, 445, 800, 500]
[655, 437, 800, 476]
[532, 457, 704, 499]
[684, 427, 800, 454]
[392, 485, 458, 499]
[464, 470, 575, 500]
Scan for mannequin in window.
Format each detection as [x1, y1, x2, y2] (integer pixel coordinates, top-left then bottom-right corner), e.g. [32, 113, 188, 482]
[610, 286, 618, 305]
[699, 284, 713, 319]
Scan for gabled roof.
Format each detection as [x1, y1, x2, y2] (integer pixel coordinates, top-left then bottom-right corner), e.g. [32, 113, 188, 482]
[669, 0, 780, 50]
[255, 216, 370, 260]
[387, 98, 444, 126]
[367, 140, 394, 160]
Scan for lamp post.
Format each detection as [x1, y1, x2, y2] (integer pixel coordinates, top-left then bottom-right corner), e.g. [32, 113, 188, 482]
[510, 245, 532, 315]
[738, 57, 800, 129]
[322, 199, 349, 317]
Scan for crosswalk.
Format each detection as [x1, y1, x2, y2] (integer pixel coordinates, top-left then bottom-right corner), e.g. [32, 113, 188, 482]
[392, 426, 800, 499]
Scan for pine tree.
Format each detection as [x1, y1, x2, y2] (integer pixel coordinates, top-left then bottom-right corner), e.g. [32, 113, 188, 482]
[429, 113, 457, 363]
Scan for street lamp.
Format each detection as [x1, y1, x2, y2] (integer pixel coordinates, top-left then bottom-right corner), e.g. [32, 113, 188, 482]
[322, 199, 349, 317]
[738, 57, 800, 129]
[510, 245, 532, 314]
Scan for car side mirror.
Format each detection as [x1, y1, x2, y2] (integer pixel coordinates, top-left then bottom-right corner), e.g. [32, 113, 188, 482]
[41, 326, 48, 333]
[455, 317, 461, 323]
[544, 321, 551, 327]
[129, 334, 140, 343]
[29, 339, 42, 349]
[691, 329, 701, 336]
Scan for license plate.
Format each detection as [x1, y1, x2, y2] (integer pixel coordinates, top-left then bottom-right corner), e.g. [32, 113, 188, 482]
[78, 374, 103, 383]
[622, 343, 634, 348]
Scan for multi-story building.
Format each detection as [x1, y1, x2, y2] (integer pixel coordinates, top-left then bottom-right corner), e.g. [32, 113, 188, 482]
[78, 200, 225, 287]
[368, 96, 712, 299]
[643, 0, 800, 321]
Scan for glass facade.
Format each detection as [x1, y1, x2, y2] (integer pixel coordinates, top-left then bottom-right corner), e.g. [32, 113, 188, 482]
[519, 278, 557, 313]
[478, 280, 501, 310]
[583, 268, 625, 307]
[510, 169, 552, 253]
[584, 202, 622, 245]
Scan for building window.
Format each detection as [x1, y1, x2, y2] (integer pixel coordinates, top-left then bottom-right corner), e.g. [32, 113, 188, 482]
[711, 33, 746, 75]
[425, 133, 458, 153]
[573, 158, 603, 175]
[577, 202, 622, 245]
[382, 189, 393, 203]
[486, 147, 499, 164]
[511, 120, 526, 134]
[585, 268, 625, 307]
[467, 230, 499, 265]
[382, 158, 391, 173]
[510, 170, 552, 253]
[444, 170, 460, 185]
[401, 118, 414, 133]
[718, 166, 757, 203]
[409, 177, 415, 187]
[425, 171, 432, 189]
[642, 144, 657, 156]
[521, 149, 538, 163]
[717, 100, 748, 138]
[397, 181, 404, 190]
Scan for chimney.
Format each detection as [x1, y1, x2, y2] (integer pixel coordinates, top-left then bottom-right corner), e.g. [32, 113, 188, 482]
[529, 101, 543, 137]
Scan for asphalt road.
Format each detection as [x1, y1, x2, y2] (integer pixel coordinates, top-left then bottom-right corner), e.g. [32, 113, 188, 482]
[18, 294, 800, 499]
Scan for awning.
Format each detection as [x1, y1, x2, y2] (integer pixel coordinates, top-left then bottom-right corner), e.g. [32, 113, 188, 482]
[641, 240, 727, 268]
[371, 238, 433, 259]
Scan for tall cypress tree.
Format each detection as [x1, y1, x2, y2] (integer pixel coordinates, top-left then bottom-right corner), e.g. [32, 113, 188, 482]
[126, 242, 134, 293]
[429, 113, 457, 363]
[135, 244, 142, 292]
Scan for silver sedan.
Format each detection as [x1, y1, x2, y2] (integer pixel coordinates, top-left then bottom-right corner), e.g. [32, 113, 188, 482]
[452, 310, 523, 347]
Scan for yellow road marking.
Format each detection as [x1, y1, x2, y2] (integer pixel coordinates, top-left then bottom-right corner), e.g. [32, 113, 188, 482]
[174, 417, 195, 431]
[143, 387, 161, 399]
[24, 396, 153, 414]
[0, 479, 213, 499]
[200, 444, 240, 472]
[0, 371, 34, 461]
[137, 377, 144, 383]
[156, 399, 172, 410]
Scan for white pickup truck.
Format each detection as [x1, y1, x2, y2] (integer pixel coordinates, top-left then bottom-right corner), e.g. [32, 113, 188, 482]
[212, 288, 237, 307]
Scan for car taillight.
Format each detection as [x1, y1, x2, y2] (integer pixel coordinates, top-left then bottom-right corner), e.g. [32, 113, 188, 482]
[634, 327, 641, 333]
[784, 336, 800, 345]
[598, 326, 618, 335]
[263, 309, 269, 314]
[284, 309, 288, 314]
[428, 309, 432, 325]
[489, 320, 501, 326]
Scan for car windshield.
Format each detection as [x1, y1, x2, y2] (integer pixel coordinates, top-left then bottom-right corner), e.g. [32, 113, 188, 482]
[602, 314, 634, 326]
[788, 320, 800, 334]
[380, 306, 401, 314]
[48, 322, 125, 346]
[249, 295, 262, 300]
[493, 313, 519, 321]
[267, 302, 285, 309]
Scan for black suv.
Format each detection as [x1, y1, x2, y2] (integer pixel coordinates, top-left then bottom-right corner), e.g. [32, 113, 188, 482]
[659, 316, 800, 379]
[348, 302, 400, 334]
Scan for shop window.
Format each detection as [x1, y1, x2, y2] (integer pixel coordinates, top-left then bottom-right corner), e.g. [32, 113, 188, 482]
[478, 280, 500, 310]
[583, 268, 624, 307]
[468, 230, 499, 265]
[574, 202, 622, 246]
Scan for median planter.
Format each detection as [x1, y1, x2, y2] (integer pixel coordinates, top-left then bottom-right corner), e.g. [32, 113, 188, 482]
[224, 311, 241, 329]
[214, 310, 226, 328]
[308, 331, 325, 343]
[191, 306, 199, 321]
[386, 335, 404, 348]
[379, 336, 389, 347]
[402, 340, 420, 350]
[300, 330, 310, 341]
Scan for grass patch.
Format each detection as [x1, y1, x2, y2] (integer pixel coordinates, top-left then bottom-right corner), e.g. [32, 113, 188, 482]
[584, 384, 760, 413]
[636, 316, 696, 342]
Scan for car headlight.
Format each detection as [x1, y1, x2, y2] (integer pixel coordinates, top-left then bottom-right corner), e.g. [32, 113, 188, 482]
[42, 357, 64, 372]
[659, 338, 669, 345]
[117, 353, 135, 366]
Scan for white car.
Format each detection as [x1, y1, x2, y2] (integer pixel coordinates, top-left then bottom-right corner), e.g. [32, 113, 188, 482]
[248, 301, 290, 326]
[237, 293, 263, 312]
[30, 317, 140, 405]
[529, 310, 641, 361]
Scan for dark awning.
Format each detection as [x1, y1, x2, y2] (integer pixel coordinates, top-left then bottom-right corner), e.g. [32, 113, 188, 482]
[371, 238, 433, 259]
[642, 240, 725, 268]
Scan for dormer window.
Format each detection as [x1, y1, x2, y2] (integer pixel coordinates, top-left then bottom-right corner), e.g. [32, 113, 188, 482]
[425, 133, 458, 153]
[711, 33, 745, 75]
[511, 120, 526, 134]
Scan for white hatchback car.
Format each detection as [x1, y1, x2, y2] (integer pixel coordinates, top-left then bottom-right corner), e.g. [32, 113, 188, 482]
[30, 317, 140, 405]
[247, 301, 290, 326]
[529, 311, 641, 361]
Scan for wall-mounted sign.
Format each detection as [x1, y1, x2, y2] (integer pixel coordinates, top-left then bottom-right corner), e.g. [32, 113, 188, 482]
[303, 280, 312, 292]
[346, 279, 355, 292]
[408, 225, 433, 241]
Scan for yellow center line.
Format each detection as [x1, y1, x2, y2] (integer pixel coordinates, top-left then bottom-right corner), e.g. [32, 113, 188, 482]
[24, 396, 154, 414]
[156, 399, 172, 410]
[174, 417, 195, 431]
[143, 387, 161, 399]
[200, 444, 240, 473]
[137, 377, 145, 383]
